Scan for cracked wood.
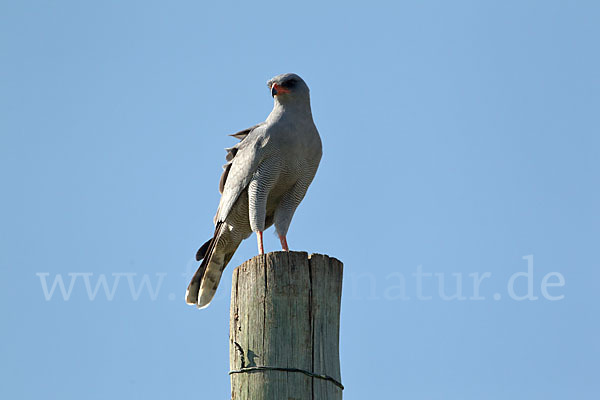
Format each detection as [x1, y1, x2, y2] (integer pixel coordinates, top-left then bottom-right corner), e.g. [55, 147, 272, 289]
[229, 251, 343, 400]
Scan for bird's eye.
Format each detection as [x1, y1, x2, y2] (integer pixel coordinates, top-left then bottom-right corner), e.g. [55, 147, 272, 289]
[282, 79, 297, 88]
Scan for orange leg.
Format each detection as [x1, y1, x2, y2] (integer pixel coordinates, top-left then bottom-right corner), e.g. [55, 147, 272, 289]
[279, 234, 289, 251]
[257, 231, 264, 255]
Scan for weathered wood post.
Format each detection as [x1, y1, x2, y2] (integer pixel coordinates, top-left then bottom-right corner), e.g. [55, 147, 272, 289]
[229, 251, 343, 400]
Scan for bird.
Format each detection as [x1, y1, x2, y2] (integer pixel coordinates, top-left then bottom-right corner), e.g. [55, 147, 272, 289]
[186, 73, 322, 308]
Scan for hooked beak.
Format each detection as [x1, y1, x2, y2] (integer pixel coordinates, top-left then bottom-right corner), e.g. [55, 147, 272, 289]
[271, 83, 290, 97]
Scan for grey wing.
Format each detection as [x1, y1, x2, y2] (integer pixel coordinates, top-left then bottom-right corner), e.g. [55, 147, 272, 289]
[214, 124, 268, 224]
[219, 123, 264, 194]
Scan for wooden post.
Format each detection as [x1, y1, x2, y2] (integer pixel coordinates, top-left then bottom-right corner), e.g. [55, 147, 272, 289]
[229, 251, 343, 400]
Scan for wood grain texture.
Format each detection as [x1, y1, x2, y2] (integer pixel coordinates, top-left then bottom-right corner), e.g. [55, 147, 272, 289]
[230, 251, 343, 400]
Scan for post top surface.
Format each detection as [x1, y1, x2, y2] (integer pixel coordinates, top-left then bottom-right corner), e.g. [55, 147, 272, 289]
[234, 251, 342, 270]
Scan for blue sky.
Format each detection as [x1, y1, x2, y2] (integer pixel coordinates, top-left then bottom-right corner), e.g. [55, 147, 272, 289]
[1, 1, 598, 399]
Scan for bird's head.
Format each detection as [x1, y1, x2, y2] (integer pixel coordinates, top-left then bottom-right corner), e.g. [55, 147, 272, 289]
[267, 73, 310, 104]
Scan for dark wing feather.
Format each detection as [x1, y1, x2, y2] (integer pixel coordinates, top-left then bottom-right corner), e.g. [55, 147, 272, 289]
[219, 164, 231, 194]
[229, 123, 262, 140]
[195, 238, 212, 261]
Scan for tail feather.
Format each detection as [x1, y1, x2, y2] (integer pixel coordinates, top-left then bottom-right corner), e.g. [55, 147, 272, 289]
[185, 259, 208, 306]
[186, 222, 242, 308]
[196, 255, 227, 308]
[186, 223, 222, 306]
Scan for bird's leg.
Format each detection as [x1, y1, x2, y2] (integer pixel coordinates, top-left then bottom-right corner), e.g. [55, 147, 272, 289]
[279, 234, 289, 252]
[257, 231, 264, 255]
